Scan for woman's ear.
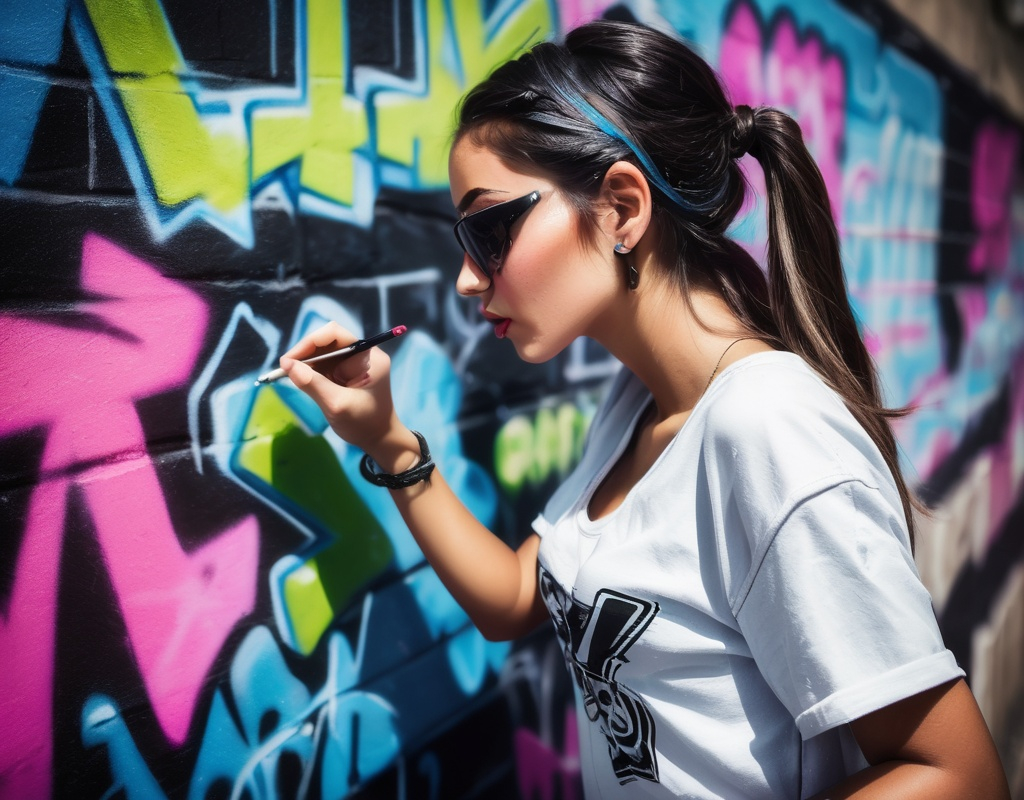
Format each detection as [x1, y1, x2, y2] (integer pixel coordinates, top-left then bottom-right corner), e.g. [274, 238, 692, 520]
[598, 160, 652, 251]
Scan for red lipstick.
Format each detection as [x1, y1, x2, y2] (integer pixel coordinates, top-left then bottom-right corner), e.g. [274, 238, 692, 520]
[480, 306, 511, 339]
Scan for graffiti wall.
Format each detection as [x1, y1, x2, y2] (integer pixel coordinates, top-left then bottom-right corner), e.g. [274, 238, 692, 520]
[1, 0, 1022, 797]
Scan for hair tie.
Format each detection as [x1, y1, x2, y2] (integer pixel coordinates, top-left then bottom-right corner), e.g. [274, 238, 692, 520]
[730, 105, 756, 158]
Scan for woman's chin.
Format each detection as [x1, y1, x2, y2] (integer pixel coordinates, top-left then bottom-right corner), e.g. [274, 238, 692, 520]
[510, 336, 570, 365]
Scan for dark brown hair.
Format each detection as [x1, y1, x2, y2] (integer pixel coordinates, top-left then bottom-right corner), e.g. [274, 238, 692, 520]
[455, 19, 918, 545]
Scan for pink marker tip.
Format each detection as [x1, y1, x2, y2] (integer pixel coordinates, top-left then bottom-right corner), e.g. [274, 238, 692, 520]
[392, 325, 408, 336]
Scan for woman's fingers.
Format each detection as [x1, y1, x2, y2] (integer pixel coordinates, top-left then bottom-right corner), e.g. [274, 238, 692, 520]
[328, 349, 372, 386]
[282, 321, 356, 361]
[281, 344, 389, 405]
[280, 338, 398, 452]
[279, 322, 378, 386]
[279, 357, 353, 420]
[279, 356, 338, 401]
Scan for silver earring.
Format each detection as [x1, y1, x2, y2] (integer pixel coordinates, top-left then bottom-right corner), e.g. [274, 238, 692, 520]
[613, 242, 638, 290]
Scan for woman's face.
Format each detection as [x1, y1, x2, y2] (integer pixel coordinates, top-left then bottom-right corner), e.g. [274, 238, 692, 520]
[448, 138, 620, 363]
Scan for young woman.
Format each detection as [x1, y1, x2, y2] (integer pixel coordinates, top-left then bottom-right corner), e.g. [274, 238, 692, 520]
[280, 20, 1009, 800]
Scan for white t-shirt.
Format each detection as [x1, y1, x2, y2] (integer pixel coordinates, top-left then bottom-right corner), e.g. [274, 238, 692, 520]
[533, 352, 962, 799]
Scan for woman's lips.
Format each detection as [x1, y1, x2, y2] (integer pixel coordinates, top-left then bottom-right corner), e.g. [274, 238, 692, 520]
[480, 306, 511, 339]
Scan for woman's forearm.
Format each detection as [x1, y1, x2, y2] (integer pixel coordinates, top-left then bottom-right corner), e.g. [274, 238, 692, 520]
[368, 426, 546, 642]
[278, 344, 545, 643]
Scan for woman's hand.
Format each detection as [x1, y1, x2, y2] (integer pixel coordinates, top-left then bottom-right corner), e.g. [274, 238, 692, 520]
[280, 325, 546, 641]
[278, 322, 401, 455]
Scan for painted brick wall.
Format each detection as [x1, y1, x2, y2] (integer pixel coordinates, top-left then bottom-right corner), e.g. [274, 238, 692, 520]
[1, 0, 1022, 797]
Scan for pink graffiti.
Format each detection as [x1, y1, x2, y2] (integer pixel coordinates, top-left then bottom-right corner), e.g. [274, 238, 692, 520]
[719, 1, 846, 220]
[860, 320, 929, 359]
[956, 288, 989, 344]
[515, 707, 581, 800]
[557, 0, 620, 29]
[0, 234, 259, 799]
[987, 350, 1024, 546]
[863, 329, 882, 358]
[970, 122, 1020, 274]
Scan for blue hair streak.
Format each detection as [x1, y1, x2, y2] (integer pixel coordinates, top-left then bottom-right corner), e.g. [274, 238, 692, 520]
[546, 82, 727, 215]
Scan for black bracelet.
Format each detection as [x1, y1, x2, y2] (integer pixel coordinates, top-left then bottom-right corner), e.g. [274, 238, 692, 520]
[359, 430, 435, 489]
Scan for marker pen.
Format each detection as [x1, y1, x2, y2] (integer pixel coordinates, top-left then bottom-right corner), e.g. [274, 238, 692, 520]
[255, 325, 407, 385]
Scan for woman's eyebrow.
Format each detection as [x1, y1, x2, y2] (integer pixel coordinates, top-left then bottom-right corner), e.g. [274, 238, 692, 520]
[456, 188, 508, 214]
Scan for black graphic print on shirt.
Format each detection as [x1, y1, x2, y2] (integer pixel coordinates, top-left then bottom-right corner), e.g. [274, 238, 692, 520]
[538, 567, 660, 784]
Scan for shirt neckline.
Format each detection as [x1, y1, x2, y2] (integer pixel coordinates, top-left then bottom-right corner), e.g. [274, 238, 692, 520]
[576, 350, 803, 532]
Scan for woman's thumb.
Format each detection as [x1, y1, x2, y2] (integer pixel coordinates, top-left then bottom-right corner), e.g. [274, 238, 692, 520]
[281, 356, 332, 397]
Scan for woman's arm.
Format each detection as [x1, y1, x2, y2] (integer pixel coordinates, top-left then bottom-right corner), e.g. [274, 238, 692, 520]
[385, 456, 550, 641]
[280, 323, 549, 642]
[813, 679, 1009, 799]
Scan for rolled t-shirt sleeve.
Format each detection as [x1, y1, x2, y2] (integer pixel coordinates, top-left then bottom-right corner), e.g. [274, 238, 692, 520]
[734, 479, 963, 739]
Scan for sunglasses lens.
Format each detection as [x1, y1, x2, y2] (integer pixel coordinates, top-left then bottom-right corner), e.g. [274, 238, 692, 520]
[456, 216, 507, 278]
[453, 191, 540, 279]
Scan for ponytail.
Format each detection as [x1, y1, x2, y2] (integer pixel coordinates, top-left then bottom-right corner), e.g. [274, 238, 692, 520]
[744, 106, 920, 547]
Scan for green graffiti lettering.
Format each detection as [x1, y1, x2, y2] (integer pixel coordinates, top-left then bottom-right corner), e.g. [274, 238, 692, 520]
[530, 407, 559, 483]
[250, 0, 369, 206]
[494, 402, 592, 495]
[239, 387, 393, 654]
[81, 0, 553, 225]
[375, 0, 554, 186]
[82, 0, 248, 210]
[494, 414, 534, 495]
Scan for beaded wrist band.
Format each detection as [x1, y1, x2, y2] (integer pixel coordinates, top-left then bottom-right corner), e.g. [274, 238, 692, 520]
[359, 430, 435, 489]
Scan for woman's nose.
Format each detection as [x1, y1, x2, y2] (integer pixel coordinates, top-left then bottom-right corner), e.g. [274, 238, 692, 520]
[455, 254, 491, 295]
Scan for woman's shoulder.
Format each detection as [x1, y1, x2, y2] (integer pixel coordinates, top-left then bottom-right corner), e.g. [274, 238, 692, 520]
[704, 351, 837, 413]
[695, 352, 908, 562]
[702, 351, 853, 437]
[698, 351, 891, 494]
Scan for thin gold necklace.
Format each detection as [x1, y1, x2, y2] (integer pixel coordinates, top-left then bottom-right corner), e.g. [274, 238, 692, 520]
[702, 336, 760, 397]
[640, 336, 760, 433]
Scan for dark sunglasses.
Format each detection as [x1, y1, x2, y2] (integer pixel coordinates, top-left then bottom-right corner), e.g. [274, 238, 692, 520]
[453, 191, 541, 279]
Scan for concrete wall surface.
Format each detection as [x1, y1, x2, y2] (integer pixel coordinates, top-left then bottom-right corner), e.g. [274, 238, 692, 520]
[886, 0, 1024, 124]
[1, 0, 1022, 797]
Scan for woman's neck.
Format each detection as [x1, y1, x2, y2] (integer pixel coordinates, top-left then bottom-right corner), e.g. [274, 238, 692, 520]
[594, 275, 767, 423]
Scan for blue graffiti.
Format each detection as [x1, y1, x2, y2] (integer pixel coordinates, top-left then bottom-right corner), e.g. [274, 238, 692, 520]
[84, 599, 508, 798]
[0, 0, 72, 184]
[80, 291, 512, 797]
